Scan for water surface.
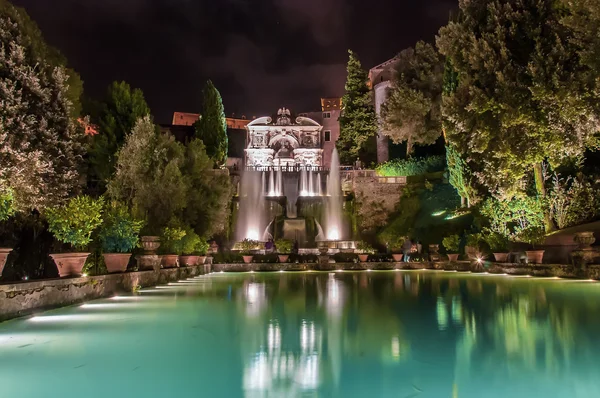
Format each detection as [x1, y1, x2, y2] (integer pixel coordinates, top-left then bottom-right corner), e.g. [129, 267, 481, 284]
[1, 271, 600, 397]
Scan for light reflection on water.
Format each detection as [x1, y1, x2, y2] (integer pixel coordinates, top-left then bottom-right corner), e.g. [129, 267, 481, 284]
[1, 272, 600, 397]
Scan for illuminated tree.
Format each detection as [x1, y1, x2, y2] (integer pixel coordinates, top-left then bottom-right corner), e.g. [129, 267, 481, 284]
[0, 3, 84, 211]
[87, 81, 150, 193]
[437, 0, 600, 231]
[380, 41, 443, 157]
[194, 80, 228, 166]
[337, 50, 377, 165]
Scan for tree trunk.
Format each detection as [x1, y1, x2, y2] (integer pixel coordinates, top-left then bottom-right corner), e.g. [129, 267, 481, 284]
[461, 196, 466, 208]
[406, 138, 413, 158]
[533, 162, 554, 233]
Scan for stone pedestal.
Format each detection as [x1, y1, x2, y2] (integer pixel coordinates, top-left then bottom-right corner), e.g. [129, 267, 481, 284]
[136, 255, 161, 272]
[571, 249, 600, 268]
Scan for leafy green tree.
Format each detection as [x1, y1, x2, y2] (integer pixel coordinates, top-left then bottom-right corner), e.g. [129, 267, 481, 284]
[381, 41, 444, 157]
[0, 3, 85, 211]
[182, 139, 232, 238]
[194, 80, 228, 166]
[87, 81, 150, 193]
[337, 50, 378, 165]
[437, 0, 600, 231]
[108, 116, 232, 238]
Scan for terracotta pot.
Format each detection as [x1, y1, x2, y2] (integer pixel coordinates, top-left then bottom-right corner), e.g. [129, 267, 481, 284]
[358, 254, 369, 262]
[278, 254, 290, 263]
[103, 253, 131, 273]
[447, 253, 459, 262]
[243, 255, 254, 264]
[50, 253, 90, 277]
[198, 256, 207, 265]
[392, 253, 403, 262]
[161, 254, 179, 268]
[141, 236, 161, 254]
[493, 253, 509, 263]
[574, 232, 596, 251]
[526, 250, 545, 264]
[0, 247, 12, 277]
[180, 255, 200, 267]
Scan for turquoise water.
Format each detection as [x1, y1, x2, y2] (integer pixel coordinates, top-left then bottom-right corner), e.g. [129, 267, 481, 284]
[2, 271, 600, 397]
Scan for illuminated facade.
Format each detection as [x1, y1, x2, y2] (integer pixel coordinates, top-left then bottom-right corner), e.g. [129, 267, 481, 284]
[245, 108, 324, 168]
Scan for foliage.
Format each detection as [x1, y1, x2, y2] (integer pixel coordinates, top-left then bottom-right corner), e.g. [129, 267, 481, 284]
[176, 229, 208, 255]
[275, 239, 293, 254]
[194, 80, 228, 166]
[480, 196, 546, 243]
[0, 188, 15, 222]
[357, 240, 375, 254]
[442, 234, 460, 253]
[99, 202, 144, 253]
[0, 7, 85, 211]
[446, 144, 477, 207]
[437, 0, 600, 198]
[239, 239, 259, 255]
[482, 228, 510, 252]
[465, 233, 483, 249]
[108, 116, 186, 234]
[108, 118, 232, 238]
[181, 139, 232, 238]
[46, 196, 104, 250]
[337, 50, 378, 165]
[87, 81, 150, 192]
[519, 226, 546, 248]
[548, 174, 600, 229]
[160, 226, 186, 255]
[376, 155, 445, 177]
[381, 41, 444, 156]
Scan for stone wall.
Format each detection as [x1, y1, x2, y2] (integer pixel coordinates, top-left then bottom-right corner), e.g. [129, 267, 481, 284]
[352, 175, 404, 232]
[0, 265, 208, 322]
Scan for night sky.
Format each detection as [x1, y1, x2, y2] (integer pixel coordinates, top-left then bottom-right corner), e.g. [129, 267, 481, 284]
[11, 0, 457, 124]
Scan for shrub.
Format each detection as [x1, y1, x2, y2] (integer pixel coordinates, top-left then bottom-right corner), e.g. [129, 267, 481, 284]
[376, 155, 445, 177]
[442, 234, 460, 253]
[356, 241, 375, 254]
[160, 226, 186, 255]
[465, 233, 483, 248]
[480, 196, 545, 242]
[275, 239, 293, 254]
[46, 196, 104, 250]
[239, 238, 259, 255]
[0, 188, 15, 222]
[482, 229, 510, 252]
[99, 202, 144, 253]
[177, 230, 209, 255]
[549, 174, 600, 229]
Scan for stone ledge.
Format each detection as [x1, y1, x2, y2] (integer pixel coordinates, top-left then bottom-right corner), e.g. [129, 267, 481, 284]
[0, 266, 206, 323]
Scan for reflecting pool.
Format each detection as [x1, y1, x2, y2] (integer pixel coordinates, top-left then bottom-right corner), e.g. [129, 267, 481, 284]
[2, 271, 600, 397]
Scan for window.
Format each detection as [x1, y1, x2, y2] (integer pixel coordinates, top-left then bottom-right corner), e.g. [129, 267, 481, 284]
[323, 112, 331, 119]
[324, 130, 331, 142]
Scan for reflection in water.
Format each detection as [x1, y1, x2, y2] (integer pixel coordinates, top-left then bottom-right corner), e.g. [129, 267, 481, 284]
[231, 273, 600, 397]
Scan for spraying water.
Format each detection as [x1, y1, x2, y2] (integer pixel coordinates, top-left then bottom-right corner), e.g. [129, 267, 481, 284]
[325, 149, 343, 240]
[237, 170, 266, 241]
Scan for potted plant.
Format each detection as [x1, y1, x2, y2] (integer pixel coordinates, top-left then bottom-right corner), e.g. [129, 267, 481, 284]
[483, 229, 510, 263]
[99, 203, 144, 273]
[0, 188, 15, 277]
[356, 241, 375, 262]
[160, 226, 186, 268]
[465, 233, 482, 258]
[239, 239, 259, 263]
[275, 239, 293, 263]
[521, 227, 546, 264]
[179, 230, 209, 267]
[390, 236, 405, 262]
[46, 196, 104, 277]
[443, 234, 460, 262]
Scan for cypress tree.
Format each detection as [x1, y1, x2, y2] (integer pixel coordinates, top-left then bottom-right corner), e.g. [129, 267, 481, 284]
[194, 80, 228, 166]
[337, 50, 377, 165]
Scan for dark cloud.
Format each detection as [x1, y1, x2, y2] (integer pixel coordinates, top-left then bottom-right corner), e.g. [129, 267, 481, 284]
[10, 0, 457, 123]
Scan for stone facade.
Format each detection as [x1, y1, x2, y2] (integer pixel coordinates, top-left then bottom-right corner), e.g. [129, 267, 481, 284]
[352, 174, 405, 232]
[245, 109, 324, 168]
